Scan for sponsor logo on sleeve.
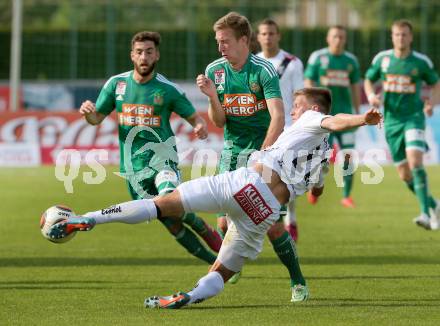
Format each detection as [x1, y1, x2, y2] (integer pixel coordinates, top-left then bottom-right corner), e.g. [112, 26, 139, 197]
[233, 184, 273, 225]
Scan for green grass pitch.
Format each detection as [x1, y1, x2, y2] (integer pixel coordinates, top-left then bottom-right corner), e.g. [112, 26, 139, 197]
[1, 165, 440, 325]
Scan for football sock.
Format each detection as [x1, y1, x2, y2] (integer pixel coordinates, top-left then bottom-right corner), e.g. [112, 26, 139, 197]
[174, 227, 217, 264]
[405, 179, 437, 210]
[412, 167, 431, 216]
[83, 199, 157, 224]
[182, 212, 208, 234]
[270, 231, 306, 287]
[342, 160, 354, 198]
[187, 271, 224, 304]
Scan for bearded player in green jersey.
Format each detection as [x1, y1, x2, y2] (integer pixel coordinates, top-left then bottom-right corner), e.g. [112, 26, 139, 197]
[365, 20, 440, 230]
[304, 25, 361, 208]
[197, 12, 307, 299]
[78, 31, 222, 263]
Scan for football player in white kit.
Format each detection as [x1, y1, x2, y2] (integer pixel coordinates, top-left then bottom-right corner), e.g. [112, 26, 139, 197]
[48, 88, 382, 309]
[256, 18, 304, 241]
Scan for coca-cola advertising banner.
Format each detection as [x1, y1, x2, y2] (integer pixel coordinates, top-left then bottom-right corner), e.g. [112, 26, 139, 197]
[0, 111, 224, 166]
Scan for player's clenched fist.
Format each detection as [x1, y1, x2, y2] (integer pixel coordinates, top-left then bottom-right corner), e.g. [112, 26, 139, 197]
[364, 108, 383, 126]
[196, 74, 217, 98]
[79, 100, 96, 115]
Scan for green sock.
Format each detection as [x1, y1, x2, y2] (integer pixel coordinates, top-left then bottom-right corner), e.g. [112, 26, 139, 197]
[270, 231, 305, 287]
[342, 160, 353, 198]
[411, 167, 431, 215]
[158, 217, 216, 264]
[405, 179, 437, 210]
[182, 212, 207, 235]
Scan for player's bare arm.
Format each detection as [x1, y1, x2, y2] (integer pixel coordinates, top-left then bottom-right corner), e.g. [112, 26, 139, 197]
[260, 98, 285, 149]
[424, 81, 440, 117]
[321, 108, 382, 131]
[364, 79, 381, 107]
[79, 100, 106, 125]
[185, 113, 208, 139]
[197, 74, 226, 128]
[350, 82, 361, 114]
[304, 79, 315, 88]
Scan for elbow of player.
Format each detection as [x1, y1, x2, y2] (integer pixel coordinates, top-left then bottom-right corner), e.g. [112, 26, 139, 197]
[212, 118, 225, 128]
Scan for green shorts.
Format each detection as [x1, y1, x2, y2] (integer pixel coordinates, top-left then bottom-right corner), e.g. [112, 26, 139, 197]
[385, 118, 427, 165]
[329, 131, 355, 149]
[126, 164, 181, 200]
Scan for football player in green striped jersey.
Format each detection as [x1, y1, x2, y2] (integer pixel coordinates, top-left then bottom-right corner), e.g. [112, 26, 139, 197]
[197, 12, 306, 295]
[305, 25, 361, 208]
[365, 20, 440, 230]
[79, 31, 222, 263]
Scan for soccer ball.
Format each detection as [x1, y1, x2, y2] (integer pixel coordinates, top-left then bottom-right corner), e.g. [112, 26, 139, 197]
[40, 205, 76, 243]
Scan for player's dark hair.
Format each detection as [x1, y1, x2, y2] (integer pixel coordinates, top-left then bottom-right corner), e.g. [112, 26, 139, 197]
[214, 12, 252, 43]
[294, 88, 332, 114]
[328, 25, 346, 33]
[131, 31, 161, 48]
[258, 18, 280, 34]
[392, 19, 413, 33]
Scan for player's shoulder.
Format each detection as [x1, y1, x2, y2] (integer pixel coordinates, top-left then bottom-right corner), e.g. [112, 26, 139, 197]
[371, 49, 393, 65]
[343, 51, 359, 64]
[103, 70, 132, 89]
[280, 49, 303, 66]
[205, 57, 228, 75]
[249, 54, 278, 78]
[155, 73, 185, 95]
[307, 48, 328, 64]
[412, 51, 435, 69]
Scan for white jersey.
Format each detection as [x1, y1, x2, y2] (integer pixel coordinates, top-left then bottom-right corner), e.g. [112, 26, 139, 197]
[257, 110, 331, 199]
[257, 49, 304, 127]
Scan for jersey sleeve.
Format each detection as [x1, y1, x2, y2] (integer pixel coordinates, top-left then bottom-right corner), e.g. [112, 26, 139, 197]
[299, 110, 331, 134]
[260, 66, 282, 99]
[365, 55, 382, 82]
[420, 59, 439, 85]
[350, 58, 361, 84]
[170, 88, 196, 119]
[304, 53, 320, 82]
[95, 78, 116, 116]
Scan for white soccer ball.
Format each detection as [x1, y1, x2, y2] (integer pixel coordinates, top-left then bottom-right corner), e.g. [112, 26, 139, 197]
[40, 205, 76, 243]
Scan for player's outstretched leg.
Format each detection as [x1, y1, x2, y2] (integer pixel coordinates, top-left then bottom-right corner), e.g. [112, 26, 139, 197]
[144, 292, 191, 309]
[48, 217, 96, 239]
[340, 154, 355, 208]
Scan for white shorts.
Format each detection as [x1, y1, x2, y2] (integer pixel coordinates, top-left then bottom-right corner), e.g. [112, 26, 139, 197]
[178, 167, 281, 259]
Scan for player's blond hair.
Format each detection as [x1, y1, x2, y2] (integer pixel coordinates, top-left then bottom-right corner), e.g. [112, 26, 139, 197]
[213, 12, 252, 42]
[392, 19, 413, 34]
[294, 88, 332, 114]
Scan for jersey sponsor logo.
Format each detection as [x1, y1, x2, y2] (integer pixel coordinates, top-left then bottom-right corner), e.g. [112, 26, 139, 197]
[383, 74, 416, 94]
[381, 56, 391, 72]
[214, 69, 225, 84]
[116, 81, 127, 95]
[320, 70, 350, 87]
[119, 104, 161, 126]
[153, 92, 164, 105]
[233, 184, 273, 225]
[222, 93, 267, 116]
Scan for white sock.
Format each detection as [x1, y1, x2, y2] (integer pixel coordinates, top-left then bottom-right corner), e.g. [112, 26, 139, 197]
[83, 199, 157, 224]
[187, 272, 224, 304]
[284, 200, 297, 225]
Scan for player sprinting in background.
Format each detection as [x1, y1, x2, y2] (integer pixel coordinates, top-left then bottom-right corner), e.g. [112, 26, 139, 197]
[305, 25, 361, 208]
[197, 12, 303, 287]
[256, 18, 304, 241]
[78, 31, 222, 264]
[48, 88, 382, 308]
[364, 20, 440, 230]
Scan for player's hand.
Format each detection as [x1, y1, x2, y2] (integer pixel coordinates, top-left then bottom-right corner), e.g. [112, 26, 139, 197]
[367, 93, 381, 108]
[193, 119, 208, 140]
[364, 108, 383, 126]
[423, 100, 434, 117]
[79, 100, 96, 115]
[196, 74, 217, 98]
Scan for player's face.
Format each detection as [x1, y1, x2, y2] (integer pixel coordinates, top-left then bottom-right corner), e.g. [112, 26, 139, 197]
[215, 28, 248, 64]
[131, 41, 159, 77]
[391, 25, 413, 51]
[257, 24, 280, 52]
[291, 95, 319, 122]
[326, 28, 346, 53]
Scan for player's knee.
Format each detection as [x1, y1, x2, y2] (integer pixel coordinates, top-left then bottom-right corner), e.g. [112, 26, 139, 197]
[267, 222, 285, 241]
[217, 216, 228, 233]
